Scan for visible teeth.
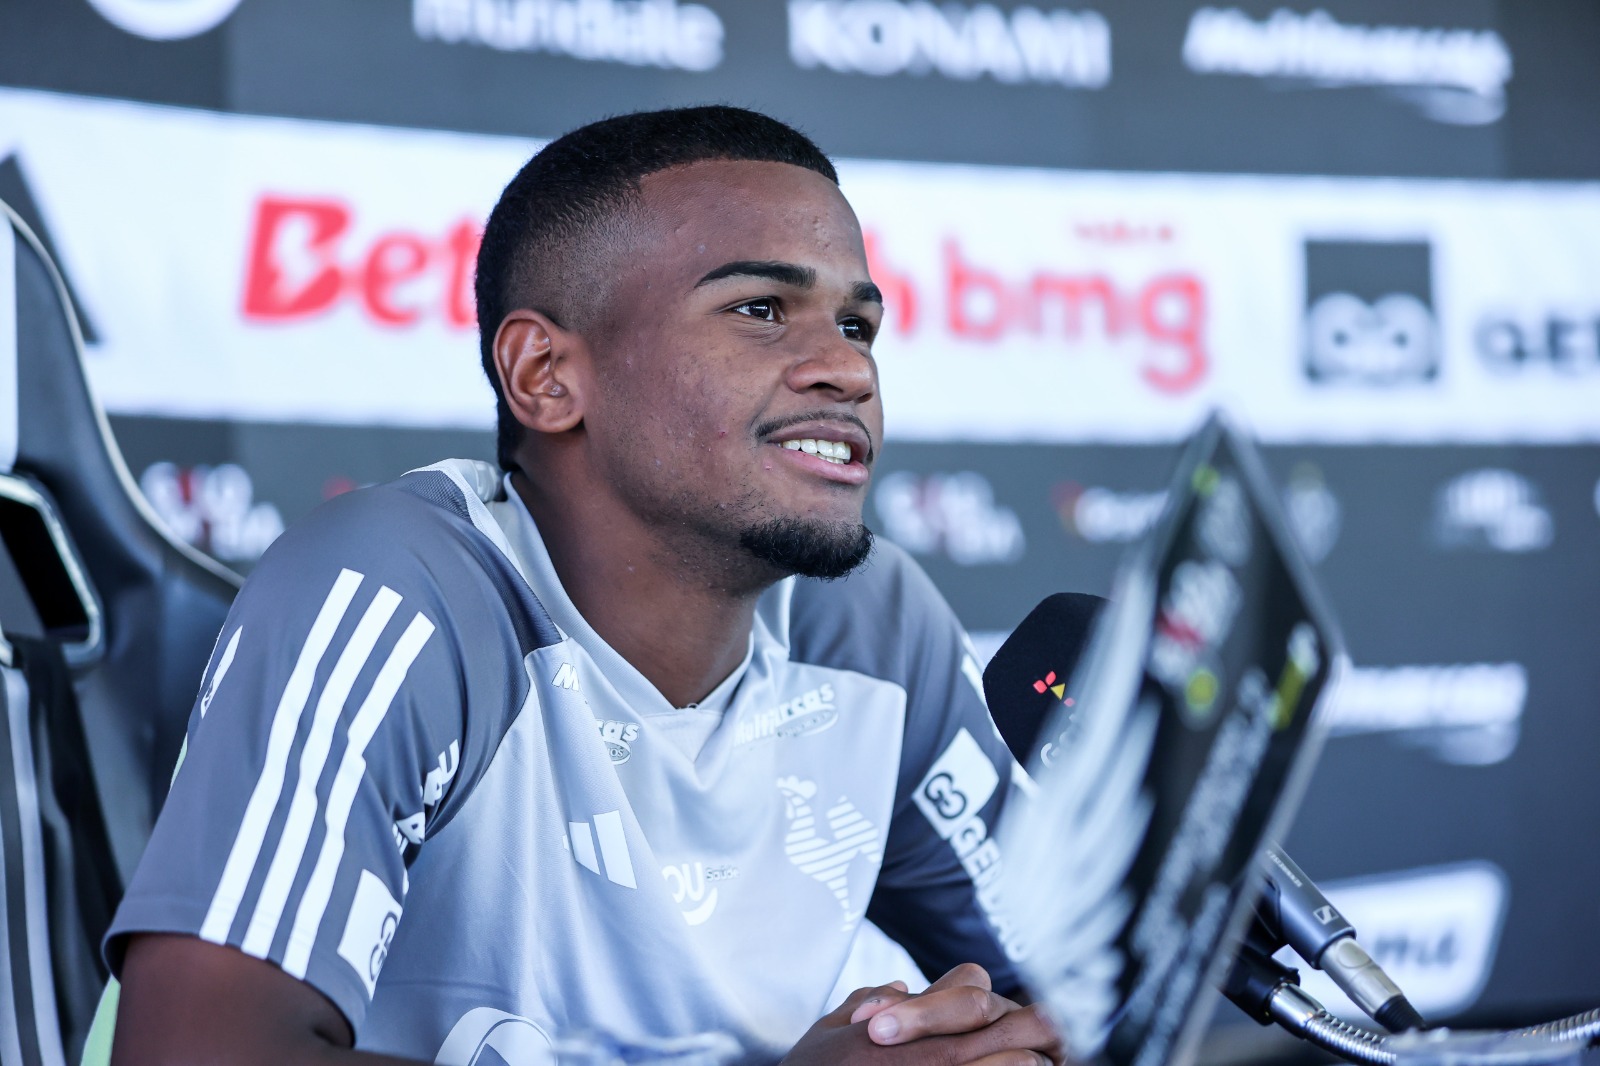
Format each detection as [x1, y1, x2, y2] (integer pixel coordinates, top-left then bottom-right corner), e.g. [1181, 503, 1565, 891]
[781, 438, 853, 464]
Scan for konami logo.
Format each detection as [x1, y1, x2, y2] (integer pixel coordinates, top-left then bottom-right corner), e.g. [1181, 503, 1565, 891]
[241, 195, 481, 330]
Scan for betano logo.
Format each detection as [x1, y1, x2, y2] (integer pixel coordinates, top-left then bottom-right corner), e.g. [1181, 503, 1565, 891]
[241, 196, 481, 331]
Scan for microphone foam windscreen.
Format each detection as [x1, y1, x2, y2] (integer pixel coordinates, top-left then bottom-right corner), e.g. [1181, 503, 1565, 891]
[982, 592, 1106, 763]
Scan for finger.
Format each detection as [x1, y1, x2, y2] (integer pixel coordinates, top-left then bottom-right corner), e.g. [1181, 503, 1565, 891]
[947, 1003, 1067, 1064]
[963, 1053, 1052, 1066]
[834, 980, 913, 1024]
[867, 985, 1012, 1045]
[926, 962, 993, 994]
[848, 982, 915, 1024]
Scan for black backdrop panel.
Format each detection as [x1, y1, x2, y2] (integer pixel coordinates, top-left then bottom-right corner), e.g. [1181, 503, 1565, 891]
[5, 0, 1600, 178]
[106, 414, 1600, 1020]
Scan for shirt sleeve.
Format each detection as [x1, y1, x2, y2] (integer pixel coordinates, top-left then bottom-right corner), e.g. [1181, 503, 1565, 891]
[788, 541, 1027, 996]
[104, 482, 531, 1031]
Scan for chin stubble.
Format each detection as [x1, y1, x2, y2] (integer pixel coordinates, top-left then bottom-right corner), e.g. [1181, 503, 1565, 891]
[739, 517, 875, 580]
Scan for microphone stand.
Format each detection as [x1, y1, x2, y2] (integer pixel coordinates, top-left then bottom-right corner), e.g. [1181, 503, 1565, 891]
[1221, 938, 1600, 1064]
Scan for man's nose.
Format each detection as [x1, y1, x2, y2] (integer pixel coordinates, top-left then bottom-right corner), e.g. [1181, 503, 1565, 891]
[787, 325, 877, 404]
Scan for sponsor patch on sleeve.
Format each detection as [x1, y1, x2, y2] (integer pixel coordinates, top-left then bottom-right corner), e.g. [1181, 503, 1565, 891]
[336, 868, 403, 997]
[913, 727, 1001, 839]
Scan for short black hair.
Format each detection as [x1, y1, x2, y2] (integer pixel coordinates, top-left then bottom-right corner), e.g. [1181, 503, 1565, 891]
[475, 105, 840, 471]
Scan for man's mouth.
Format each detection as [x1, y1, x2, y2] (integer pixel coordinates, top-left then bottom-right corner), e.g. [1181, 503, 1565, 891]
[778, 438, 853, 465]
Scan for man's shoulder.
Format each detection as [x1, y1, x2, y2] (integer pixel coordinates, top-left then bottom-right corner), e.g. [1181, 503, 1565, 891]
[243, 460, 550, 639]
[787, 538, 963, 676]
[261, 461, 499, 569]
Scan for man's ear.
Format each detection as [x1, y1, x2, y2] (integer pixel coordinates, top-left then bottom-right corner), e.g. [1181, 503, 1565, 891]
[493, 309, 585, 435]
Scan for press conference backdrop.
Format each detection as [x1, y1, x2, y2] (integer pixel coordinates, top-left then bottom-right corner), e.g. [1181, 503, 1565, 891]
[4, 0, 1599, 1052]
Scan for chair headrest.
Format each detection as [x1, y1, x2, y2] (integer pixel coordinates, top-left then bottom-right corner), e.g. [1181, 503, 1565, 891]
[0, 201, 240, 666]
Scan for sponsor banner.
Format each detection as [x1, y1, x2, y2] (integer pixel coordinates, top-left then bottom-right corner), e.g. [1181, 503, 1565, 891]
[0, 88, 526, 427]
[14, 0, 1600, 180]
[7, 89, 1600, 441]
[844, 163, 1600, 444]
[1322, 662, 1527, 767]
[1182, 6, 1512, 126]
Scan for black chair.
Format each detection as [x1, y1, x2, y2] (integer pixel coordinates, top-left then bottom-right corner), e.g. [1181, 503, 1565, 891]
[0, 200, 241, 1064]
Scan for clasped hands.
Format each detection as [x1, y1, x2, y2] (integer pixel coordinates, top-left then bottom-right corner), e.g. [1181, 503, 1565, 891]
[782, 963, 1067, 1065]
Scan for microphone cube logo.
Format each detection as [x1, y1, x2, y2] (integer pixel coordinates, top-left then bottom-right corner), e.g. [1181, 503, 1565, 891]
[1302, 240, 1438, 385]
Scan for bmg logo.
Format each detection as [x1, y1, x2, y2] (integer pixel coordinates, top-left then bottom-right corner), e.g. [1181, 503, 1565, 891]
[1303, 240, 1438, 385]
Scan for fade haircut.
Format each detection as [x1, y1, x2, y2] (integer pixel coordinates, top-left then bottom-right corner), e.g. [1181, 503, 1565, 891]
[474, 105, 840, 471]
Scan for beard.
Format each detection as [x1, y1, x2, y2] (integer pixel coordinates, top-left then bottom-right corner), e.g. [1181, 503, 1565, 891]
[739, 516, 875, 580]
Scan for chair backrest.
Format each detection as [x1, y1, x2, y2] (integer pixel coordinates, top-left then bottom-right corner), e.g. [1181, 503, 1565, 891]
[0, 200, 241, 1063]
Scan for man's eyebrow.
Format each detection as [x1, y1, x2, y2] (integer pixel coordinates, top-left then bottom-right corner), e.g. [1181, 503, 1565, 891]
[851, 281, 884, 306]
[695, 260, 816, 289]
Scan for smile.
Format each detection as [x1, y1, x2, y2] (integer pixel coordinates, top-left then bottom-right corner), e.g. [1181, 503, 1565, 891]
[780, 438, 852, 465]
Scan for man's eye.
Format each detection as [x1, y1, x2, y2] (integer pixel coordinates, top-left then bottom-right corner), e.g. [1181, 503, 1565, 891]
[733, 299, 779, 322]
[839, 317, 874, 342]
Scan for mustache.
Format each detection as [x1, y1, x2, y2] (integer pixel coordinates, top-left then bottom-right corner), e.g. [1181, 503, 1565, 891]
[753, 410, 877, 464]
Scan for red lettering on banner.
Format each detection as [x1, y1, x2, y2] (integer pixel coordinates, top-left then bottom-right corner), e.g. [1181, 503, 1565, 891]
[240, 195, 481, 330]
[1136, 274, 1207, 392]
[946, 240, 1007, 341]
[1073, 220, 1175, 245]
[1027, 273, 1121, 336]
[362, 234, 430, 325]
[864, 231, 918, 335]
[936, 237, 1209, 393]
[243, 197, 349, 318]
[443, 221, 481, 329]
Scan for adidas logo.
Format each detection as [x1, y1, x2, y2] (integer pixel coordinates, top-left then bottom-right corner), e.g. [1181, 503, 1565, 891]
[563, 810, 635, 889]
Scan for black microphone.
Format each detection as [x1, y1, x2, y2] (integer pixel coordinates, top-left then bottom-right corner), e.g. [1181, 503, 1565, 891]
[982, 592, 1106, 769]
[983, 593, 1425, 1034]
[1259, 844, 1424, 1033]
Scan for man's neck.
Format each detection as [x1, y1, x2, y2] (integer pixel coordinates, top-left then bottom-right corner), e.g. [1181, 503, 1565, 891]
[510, 471, 766, 709]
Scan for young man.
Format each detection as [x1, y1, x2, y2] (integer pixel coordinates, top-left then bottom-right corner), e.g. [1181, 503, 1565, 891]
[106, 107, 1063, 1065]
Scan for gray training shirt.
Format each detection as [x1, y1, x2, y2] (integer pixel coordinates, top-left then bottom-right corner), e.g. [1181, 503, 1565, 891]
[106, 459, 1026, 1064]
